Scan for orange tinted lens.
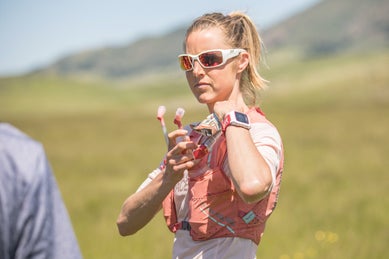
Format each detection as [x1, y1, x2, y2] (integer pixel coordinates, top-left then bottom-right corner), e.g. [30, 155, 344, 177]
[179, 56, 193, 70]
[199, 51, 223, 67]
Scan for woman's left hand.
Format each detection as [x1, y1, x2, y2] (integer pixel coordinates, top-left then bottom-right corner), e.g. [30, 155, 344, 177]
[213, 101, 246, 121]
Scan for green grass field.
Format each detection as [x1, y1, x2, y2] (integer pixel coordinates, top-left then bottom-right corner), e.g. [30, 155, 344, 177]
[1, 49, 388, 258]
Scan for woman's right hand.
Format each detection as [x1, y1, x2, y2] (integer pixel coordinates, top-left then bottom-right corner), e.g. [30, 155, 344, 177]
[165, 129, 198, 181]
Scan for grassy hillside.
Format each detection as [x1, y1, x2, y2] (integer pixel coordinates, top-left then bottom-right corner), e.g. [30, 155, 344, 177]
[0, 48, 388, 258]
[263, 0, 389, 58]
[36, 28, 186, 79]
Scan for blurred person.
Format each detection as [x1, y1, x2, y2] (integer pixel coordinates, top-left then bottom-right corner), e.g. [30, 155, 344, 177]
[0, 123, 82, 259]
[117, 11, 283, 258]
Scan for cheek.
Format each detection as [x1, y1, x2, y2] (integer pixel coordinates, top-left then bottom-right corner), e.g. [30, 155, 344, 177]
[185, 72, 192, 82]
[185, 73, 195, 87]
[214, 70, 236, 88]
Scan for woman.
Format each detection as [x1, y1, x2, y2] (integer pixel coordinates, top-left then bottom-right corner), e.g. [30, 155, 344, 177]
[117, 12, 284, 258]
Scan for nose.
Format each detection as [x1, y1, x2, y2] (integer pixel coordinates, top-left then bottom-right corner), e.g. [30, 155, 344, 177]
[192, 60, 204, 75]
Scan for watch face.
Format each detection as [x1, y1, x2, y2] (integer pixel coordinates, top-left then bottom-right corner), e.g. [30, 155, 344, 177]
[235, 112, 249, 124]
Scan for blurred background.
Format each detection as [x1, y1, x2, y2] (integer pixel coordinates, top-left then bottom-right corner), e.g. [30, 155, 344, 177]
[1, 0, 388, 258]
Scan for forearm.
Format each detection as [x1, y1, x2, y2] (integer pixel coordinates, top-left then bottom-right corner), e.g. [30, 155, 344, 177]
[225, 126, 273, 203]
[116, 171, 176, 236]
[117, 129, 198, 236]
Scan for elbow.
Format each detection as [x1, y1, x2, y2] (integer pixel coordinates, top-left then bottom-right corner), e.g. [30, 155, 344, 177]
[116, 215, 137, 236]
[238, 177, 273, 204]
[117, 225, 132, 237]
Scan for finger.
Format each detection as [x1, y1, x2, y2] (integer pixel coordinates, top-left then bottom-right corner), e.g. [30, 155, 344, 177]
[166, 141, 195, 158]
[168, 129, 188, 140]
[175, 141, 197, 153]
[168, 151, 195, 164]
[171, 159, 197, 171]
[168, 129, 188, 149]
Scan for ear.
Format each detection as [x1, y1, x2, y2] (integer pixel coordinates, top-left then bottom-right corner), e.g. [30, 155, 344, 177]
[237, 52, 249, 73]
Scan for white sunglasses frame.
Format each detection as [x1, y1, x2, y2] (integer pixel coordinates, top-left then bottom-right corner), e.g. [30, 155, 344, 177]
[178, 48, 246, 71]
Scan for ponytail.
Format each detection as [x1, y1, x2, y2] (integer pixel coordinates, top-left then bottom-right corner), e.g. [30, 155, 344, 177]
[228, 11, 267, 106]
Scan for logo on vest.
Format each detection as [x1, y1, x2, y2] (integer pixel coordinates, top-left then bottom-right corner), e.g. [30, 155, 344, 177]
[242, 210, 256, 224]
[199, 204, 236, 234]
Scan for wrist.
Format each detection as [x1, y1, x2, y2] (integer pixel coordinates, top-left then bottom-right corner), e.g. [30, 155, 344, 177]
[222, 111, 251, 133]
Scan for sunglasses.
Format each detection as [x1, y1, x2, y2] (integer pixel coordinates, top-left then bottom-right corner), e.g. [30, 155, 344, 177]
[178, 49, 246, 71]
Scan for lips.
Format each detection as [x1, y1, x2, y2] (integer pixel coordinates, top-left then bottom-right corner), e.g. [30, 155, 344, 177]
[194, 82, 210, 88]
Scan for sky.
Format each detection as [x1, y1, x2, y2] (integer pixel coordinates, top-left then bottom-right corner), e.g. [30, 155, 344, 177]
[0, 0, 320, 76]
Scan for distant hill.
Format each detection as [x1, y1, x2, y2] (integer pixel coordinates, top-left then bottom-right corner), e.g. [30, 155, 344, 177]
[37, 27, 187, 79]
[35, 0, 388, 79]
[263, 0, 389, 57]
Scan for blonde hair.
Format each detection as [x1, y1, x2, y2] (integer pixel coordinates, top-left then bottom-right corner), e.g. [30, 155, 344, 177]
[184, 11, 267, 106]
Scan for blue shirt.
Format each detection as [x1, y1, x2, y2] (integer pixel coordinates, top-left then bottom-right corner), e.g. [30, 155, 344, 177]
[0, 123, 82, 259]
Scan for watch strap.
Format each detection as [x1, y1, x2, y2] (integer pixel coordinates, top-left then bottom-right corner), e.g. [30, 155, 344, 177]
[222, 111, 251, 132]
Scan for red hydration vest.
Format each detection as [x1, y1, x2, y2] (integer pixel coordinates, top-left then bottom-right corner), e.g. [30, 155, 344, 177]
[162, 108, 284, 245]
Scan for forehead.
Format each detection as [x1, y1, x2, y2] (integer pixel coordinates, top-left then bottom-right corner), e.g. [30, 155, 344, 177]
[185, 27, 230, 55]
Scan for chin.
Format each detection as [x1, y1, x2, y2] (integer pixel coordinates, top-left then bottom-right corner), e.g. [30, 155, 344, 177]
[195, 93, 215, 104]
[196, 97, 212, 106]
